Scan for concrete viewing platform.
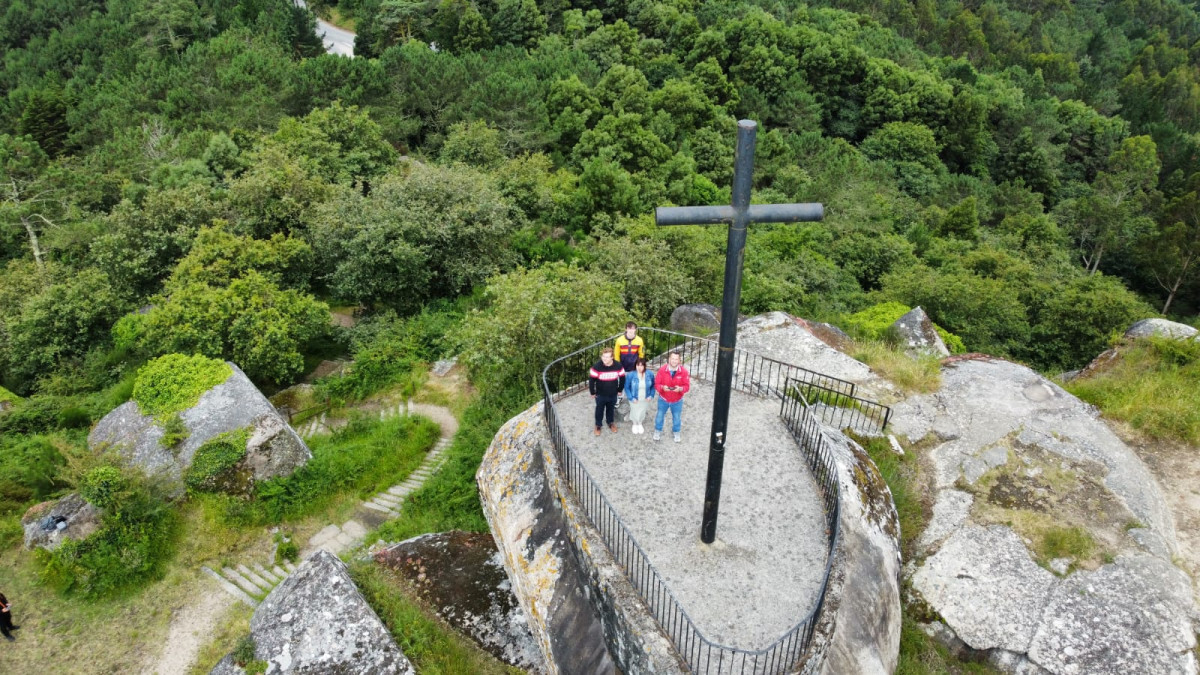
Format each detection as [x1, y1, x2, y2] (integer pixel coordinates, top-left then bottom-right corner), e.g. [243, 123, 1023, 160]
[554, 379, 829, 650]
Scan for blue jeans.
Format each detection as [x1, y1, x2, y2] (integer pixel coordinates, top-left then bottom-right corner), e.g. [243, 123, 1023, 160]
[655, 398, 683, 433]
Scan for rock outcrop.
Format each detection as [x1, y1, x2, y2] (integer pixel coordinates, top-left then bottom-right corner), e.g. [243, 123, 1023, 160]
[210, 550, 414, 675]
[669, 303, 723, 334]
[480, 315, 904, 674]
[478, 405, 659, 674]
[890, 356, 1198, 674]
[891, 306, 950, 357]
[89, 363, 310, 493]
[21, 493, 102, 551]
[733, 312, 893, 399]
[375, 531, 543, 672]
[1124, 318, 1198, 340]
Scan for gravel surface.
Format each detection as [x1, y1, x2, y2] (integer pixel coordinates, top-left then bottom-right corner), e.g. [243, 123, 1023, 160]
[555, 381, 829, 650]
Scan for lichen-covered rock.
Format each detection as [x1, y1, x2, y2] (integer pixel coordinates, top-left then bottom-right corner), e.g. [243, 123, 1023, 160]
[1124, 318, 1198, 340]
[807, 431, 903, 675]
[891, 306, 950, 357]
[891, 356, 1198, 673]
[210, 550, 414, 675]
[669, 303, 722, 334]
[21, 493, 102, 551]
[89, 363, 310, 494]
[478, 405, 666, 675]
[375, 531, 543, 672]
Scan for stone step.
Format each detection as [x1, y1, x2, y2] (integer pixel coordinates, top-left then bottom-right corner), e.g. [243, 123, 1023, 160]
[283, 560, 297, 574]
[308, 524, 342, 548]
[341, 520, 367, 539]
[362, 501, 396, 515]
[253, 562, 278, 583]
[333, 532, 359, 549]
[386, 485, 411, 497]
[202, 566, 258, 607]
[271, 565, 289, 581]
[373, 493, 401, 506]
[253, 562, 279, 584]
[222, 566, 267, 596]
[237, 564, 272, 591]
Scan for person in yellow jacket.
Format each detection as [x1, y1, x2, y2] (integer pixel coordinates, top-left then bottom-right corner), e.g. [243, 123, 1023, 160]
[614, 322, 644, 418]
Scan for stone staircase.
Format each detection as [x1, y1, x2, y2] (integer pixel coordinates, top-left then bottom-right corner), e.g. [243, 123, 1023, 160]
[202, 560, 298, 607]
[206, 401, 457, 606]
[361, 435, 450, 517]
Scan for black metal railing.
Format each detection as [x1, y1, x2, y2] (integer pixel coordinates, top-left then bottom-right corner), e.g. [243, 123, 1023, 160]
[785, 379, 892, 435]
[540, 328, 876, 673]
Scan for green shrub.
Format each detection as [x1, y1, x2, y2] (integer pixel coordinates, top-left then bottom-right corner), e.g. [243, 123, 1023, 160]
[79, 466, 127, 510]
[841, 301, 966, 353]
[0, 386, 18, 404]
[132, 354, 232, 419]
[160, 413, 190, 451]
[232, 635, 256, 664]
[38, 471, 177, 598]
[111, 313, 148, 352]
[275, 537, 298, 564]
[0, 433, 70, 514]
[185, 430, 250, 493]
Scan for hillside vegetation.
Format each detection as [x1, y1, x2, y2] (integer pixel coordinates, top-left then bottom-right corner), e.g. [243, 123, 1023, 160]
[3, 0, 1200, 669]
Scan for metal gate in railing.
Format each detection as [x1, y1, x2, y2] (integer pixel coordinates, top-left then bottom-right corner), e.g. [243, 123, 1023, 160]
[540, 328, 888, 673]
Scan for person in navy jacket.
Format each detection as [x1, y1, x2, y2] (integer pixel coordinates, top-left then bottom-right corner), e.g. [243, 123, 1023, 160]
[589, 347, 626, 435]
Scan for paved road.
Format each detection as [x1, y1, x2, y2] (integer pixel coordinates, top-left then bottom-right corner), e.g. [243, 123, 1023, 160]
[294, 0, 355, 57]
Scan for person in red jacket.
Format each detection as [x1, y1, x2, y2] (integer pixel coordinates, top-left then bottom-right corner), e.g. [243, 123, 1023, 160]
[653, 351, 690, 442]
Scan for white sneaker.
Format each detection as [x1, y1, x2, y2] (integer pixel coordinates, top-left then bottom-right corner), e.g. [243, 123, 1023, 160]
[674, 433, 681, 443]
[653, 431, 661, 441]
[634, 423, 642, 434]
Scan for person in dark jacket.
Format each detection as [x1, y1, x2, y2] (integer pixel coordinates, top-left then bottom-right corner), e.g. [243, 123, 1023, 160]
[589, 347, 626, 435]
[0, 593, 19, 640]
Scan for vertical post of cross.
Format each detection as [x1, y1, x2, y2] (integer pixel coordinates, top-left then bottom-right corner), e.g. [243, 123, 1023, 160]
[700, 120, 756, 543]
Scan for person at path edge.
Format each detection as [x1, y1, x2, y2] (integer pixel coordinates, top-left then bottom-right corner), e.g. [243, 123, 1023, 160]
[589, 347, 626, 435]
[0, 593, 19, 640]
[623, 357, 656, 435]
[654, 351, 690, 442]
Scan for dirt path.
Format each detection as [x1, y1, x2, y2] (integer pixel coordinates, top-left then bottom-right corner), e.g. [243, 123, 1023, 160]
[141, 578, 235, 675]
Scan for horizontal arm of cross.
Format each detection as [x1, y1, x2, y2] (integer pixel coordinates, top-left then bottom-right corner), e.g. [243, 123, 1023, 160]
[655, 203, 824, 226]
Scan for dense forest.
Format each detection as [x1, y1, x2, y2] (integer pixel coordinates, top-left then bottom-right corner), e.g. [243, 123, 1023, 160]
[2, 0, 1200, 626]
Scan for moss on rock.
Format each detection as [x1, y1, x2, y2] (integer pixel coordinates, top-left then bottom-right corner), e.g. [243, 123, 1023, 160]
[132, 354, 232, 419]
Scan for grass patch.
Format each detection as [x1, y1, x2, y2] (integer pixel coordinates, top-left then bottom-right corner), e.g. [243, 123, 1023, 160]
[369, 397, 523, 544]
[349, 561, 521, 674]
[188, 601, 254, 675]
[0, 544, 207, 674]
[1039, 526, 1096, 562]
[185, 428, 251, 493]
[854, 433, 928, 560]
[1066, 337, 1200, 443]
[852, 341, 942, 394]
[211, 414, 439, 525]
[897, 615, 999, 674]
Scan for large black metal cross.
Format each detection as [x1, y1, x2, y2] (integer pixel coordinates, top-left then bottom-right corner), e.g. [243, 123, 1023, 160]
[656, 120, 824, 544]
